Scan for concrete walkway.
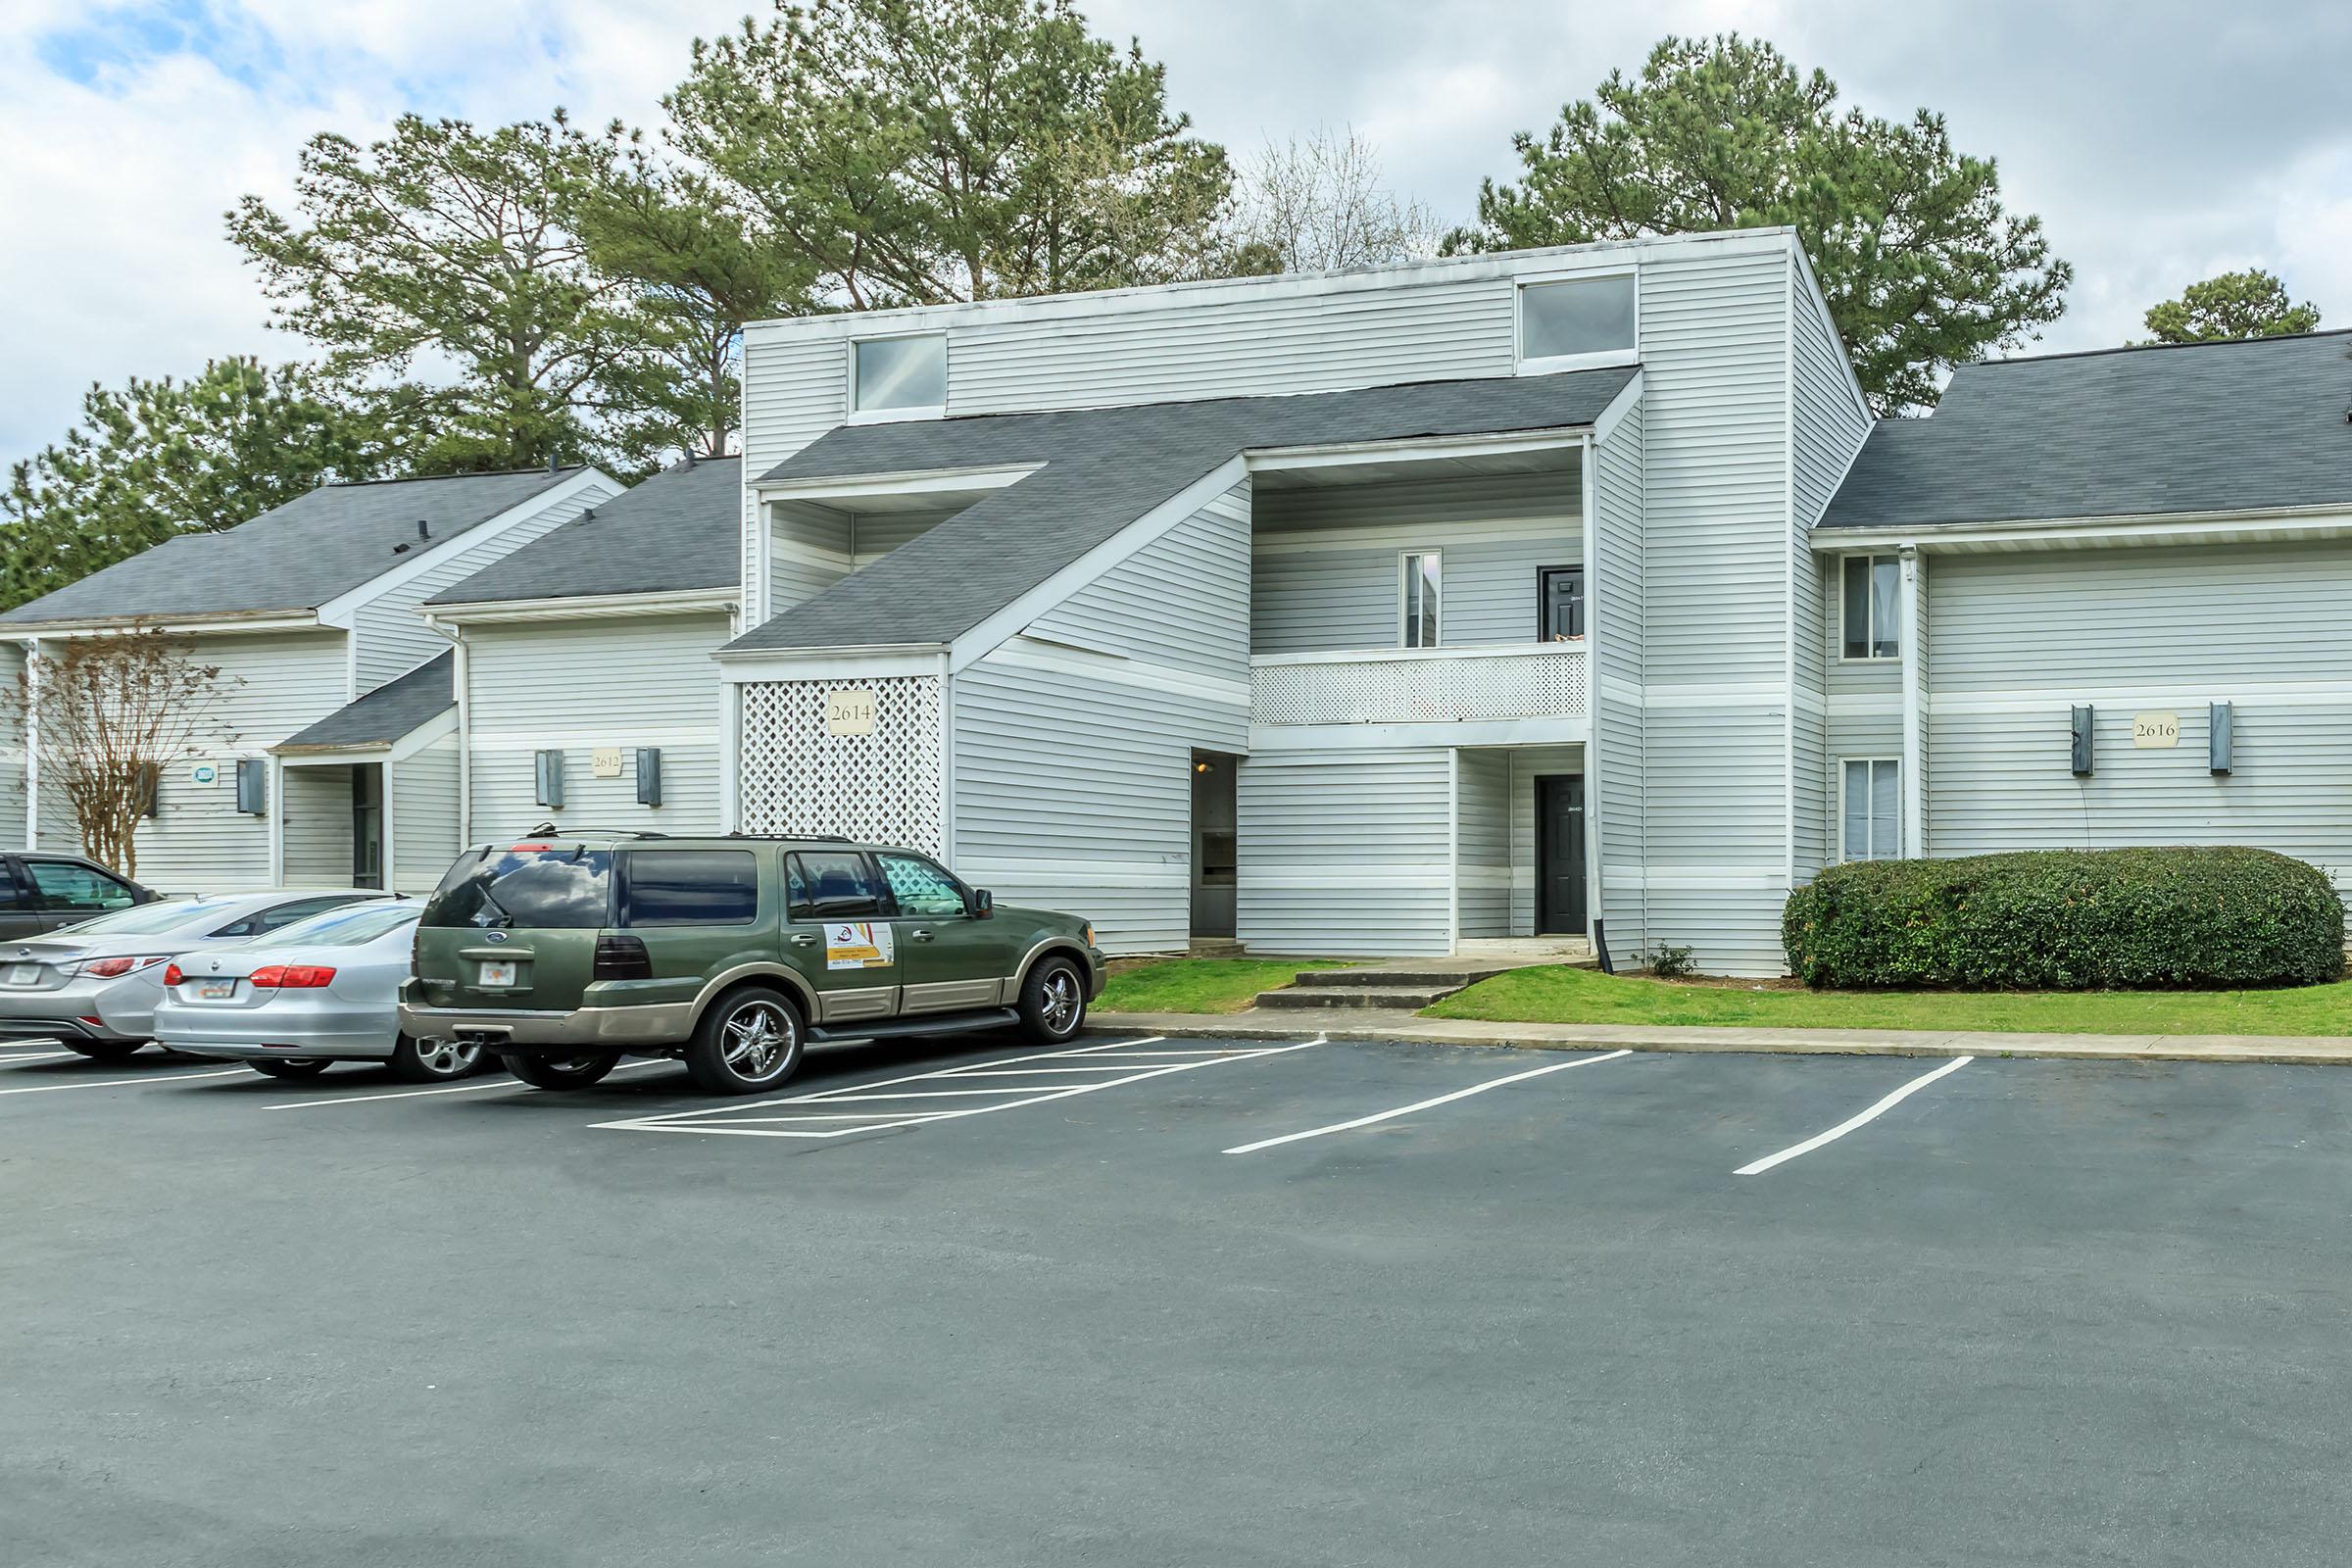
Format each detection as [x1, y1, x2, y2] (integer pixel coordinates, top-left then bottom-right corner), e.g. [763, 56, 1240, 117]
[1090, 1007, 2352, 1066]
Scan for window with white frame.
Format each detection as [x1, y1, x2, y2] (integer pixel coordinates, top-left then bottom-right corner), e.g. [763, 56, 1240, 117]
[852, 334, 947, 416]
[1840, 554, 1901, 660]
[1840, 759, 1902, 860]
[1518, 274, 1637, 368]
[1400, 551, 1442, 647]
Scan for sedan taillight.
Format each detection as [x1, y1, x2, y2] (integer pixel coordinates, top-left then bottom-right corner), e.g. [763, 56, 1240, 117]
[163, 963, 184, 986]
[76, 955, 169, 979]
[251, 964, 335, 989]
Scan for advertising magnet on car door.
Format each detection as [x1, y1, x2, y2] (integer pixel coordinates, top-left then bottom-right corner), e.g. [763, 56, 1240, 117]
[824, 921, 895, 970]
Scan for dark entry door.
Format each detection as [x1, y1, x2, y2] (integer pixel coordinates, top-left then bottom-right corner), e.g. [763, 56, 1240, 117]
[1535, 775, 1587, 935]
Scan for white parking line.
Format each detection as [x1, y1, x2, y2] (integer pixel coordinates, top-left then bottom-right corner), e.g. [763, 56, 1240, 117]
[596, 1034, 1326, 1141]
[0, 1051, 83, 1067]
[1223, 1049, 1634, 1154]
[1734, 1055, 1974, 1177]
[263, 1059, 674, 1110]
[0, 1067, 250, 1097]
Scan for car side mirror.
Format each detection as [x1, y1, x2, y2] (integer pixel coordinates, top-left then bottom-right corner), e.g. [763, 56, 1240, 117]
[967, 888, 994, 919]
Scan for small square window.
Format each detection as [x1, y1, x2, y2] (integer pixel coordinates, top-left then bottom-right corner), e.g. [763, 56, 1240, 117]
[854, 335, 947, 414]
[1519, 275, 1637, 365]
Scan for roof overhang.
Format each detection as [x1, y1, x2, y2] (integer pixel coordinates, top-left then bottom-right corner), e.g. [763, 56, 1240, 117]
[1813, 502, 2352, 555]
[750, 463, 1043, 508]
[424, 585, 741, 626]
[0, 609, 322, 640]
[273, 705, 458, 763]
[716, 643, 950, 684]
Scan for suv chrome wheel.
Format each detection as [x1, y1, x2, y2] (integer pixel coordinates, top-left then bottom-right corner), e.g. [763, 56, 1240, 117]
[722, 999, 793, 1078]
[1019, 956, 1088, 1043]
[1038, 967, 1081, 1033]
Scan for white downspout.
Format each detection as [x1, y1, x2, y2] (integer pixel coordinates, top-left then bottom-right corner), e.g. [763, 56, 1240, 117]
[1898, 545, 1925, 858]
[445, 622, 473, 848]
[24, 637, 39, 851]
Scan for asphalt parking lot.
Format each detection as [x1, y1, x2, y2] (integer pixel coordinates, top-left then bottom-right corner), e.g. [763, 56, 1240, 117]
[6, 1031, 2352, 1567]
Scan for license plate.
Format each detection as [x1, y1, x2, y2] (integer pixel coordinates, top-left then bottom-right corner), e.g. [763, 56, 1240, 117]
[477, 960, 517, 988]
[5, 964, 37, 985]
[196, 981, 235, 1001]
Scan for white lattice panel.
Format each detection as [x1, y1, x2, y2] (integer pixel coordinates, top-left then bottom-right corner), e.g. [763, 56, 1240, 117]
[1252, 648, 1589, 726]
[739, 676, 944, 854]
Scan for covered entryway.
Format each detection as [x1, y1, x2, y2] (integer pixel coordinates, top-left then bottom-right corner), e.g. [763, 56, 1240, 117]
[1190, 750, 1239, 941]
[270, 653, 461, 895]
[1452, 744, 1588, 943]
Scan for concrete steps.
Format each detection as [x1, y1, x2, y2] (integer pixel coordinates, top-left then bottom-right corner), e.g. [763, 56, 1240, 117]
[1254, 963, 1519, 1012]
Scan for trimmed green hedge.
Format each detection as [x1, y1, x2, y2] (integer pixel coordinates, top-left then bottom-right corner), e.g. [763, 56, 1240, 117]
[1783, 848, 2345, 991]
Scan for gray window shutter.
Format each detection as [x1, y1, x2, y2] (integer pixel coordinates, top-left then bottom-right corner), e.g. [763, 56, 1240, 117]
[2070, 706, 2094, 777]
[2208, 703, 2233, 775]
[132, 761, 161, 819]
[535, 750, 565, 808]
[236, 759, 269, 815]
[635, 748, 662, 808]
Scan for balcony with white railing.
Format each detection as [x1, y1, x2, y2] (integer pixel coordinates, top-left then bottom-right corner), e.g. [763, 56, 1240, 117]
[1250, 642, 1589, 733]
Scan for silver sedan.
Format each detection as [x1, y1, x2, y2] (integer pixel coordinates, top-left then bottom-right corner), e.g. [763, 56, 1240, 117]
[0, 890, 388, 1058]
[158, 902, 488, 1083]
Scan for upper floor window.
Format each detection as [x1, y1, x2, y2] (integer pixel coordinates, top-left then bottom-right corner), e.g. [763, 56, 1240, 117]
[1518, 274, 1637, 369]
[1401, 551, 1442, 648]
[852, 334, 947, 417]
[1840, 555, 1900, 660]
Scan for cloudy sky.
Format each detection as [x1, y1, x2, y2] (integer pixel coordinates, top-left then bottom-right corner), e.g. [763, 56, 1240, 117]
[5, 0, 2348, 467]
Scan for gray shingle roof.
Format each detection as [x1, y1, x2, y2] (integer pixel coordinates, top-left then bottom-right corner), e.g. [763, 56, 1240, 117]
[428, 454, 743, 607]
[0, 468, 585, 626]
[1822, 330, 2352, 531]
[274, 652, 454, 753]
[730, 368, 1637, 653]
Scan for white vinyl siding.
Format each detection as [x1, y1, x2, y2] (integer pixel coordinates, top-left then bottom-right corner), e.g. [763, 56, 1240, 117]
[1456, 748, 1510, 938]
[1239, 747, 1453, 956]
[0, 643, 24, 850]
[1632, 243, 1794, 975]
[391, 736, 462, 895]
[127, 630, 352, 894]
[466, 614, 732, 840]
[1591, 404, 1646, 957]
[952, 484, 1250, 954]
[1922, 545, 2352, 898]
[1251, 471, 1583, 655]
[348, 478, 611, 694]
[279, 764, 355, 886]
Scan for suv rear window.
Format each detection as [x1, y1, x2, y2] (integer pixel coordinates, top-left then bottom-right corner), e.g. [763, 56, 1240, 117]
[422, 848, 614, 930]
[622, 851, 759, 926]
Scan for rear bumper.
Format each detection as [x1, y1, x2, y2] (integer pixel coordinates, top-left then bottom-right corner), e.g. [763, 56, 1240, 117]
[0, 1015, 113, 1042]
[0, 977, 146, 1042]
[156, 1004, 397, 1060]
[397, 1001, 693, 1054]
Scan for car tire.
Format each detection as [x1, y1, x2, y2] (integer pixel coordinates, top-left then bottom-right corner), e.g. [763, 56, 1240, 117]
[1018, 956, 1088, 1044]
[683, 986, 805, 1096]
[63, 1039, 144, 1061]
[387, 1034, 484, 1084]
[501, 1053, 619, 1091]
[248, 1058, 331, 1080]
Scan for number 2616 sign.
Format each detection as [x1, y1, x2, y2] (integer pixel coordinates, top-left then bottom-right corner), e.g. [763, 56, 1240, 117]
[2132, 711, 2179, 749]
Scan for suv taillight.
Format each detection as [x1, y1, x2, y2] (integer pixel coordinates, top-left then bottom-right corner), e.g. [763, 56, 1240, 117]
[251, 964, 335, 989]
[593, 934, 652, 981]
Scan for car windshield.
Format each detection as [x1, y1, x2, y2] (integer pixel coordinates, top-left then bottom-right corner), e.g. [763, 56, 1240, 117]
[49, 900, 223, 938]
[257, 902, 421, 947]
[421, 847, 614, 930]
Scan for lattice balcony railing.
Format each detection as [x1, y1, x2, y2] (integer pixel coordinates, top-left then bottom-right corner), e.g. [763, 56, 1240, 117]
[738, 675, 944, 855]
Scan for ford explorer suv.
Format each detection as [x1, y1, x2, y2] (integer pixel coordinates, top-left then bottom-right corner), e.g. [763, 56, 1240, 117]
[399, 832, 1105, 1095]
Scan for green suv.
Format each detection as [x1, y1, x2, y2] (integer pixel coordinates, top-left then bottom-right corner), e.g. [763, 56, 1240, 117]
[398, 832, 1104, 1095]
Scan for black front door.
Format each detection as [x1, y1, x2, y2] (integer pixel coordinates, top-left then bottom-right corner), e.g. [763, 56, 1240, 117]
[1536, 775, 1587, 935]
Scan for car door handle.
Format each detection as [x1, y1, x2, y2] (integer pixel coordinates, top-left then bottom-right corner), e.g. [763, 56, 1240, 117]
[788, 933, 818, 947]
[910, 929, 934, 942]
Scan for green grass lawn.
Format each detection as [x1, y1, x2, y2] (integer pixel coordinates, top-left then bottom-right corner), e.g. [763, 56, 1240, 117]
[1098, 958, 1355, 1014]
[1425, 963, 2352, 1037]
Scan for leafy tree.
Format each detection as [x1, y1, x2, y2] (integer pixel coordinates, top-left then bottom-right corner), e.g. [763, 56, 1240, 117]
[1446, 34, 2073, 414]
[226, 114, 639, 472]
[1, 358, 386, 612]
[574, 127, 818, 459]
[665, 0, 1244, 307]
[2, 629, 239, 879]
[1233, 126, 1444, 273]
[2141, 270, 2322, 344]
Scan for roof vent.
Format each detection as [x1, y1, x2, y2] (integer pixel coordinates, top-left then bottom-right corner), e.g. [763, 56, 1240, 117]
[417, 518, 431, 540]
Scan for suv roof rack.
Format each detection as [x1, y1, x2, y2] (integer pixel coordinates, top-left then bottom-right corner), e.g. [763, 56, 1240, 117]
[722, 831, 854, 843]
[517, 824, 673, 840]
